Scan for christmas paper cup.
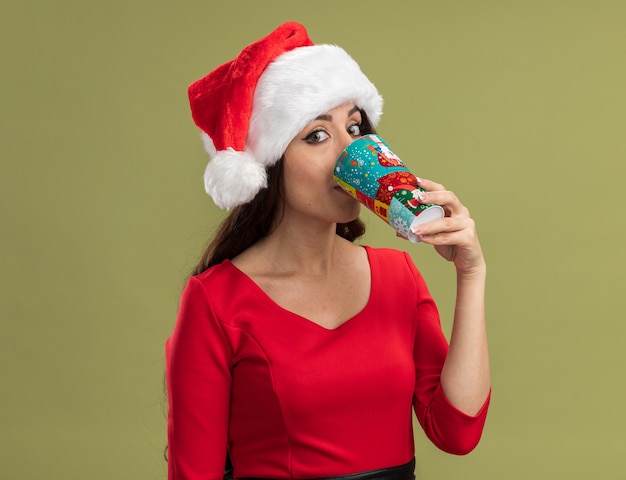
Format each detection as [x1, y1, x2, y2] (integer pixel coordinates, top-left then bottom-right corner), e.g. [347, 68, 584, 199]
[334, 134, 444, 242]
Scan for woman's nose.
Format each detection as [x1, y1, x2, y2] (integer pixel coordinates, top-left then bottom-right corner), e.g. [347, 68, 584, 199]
[338, 129, 358, 152]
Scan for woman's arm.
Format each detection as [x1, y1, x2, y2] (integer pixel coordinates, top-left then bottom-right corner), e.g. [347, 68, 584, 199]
[166, 276, 232, 479]
[411, 178, 491, 416]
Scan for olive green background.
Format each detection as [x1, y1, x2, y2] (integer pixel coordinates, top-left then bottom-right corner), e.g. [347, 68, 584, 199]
[2, 1, 625, 478]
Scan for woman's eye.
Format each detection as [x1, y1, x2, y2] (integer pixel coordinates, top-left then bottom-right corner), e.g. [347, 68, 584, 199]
[348, 124, 362, 136]
[304, 129, 330, 144]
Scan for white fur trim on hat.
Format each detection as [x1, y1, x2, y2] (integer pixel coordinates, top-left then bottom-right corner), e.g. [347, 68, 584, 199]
[247, 44, 383, 169]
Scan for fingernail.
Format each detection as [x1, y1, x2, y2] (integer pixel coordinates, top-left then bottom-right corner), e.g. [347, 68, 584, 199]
[411, 225, 422, 234]
[419, 193, 428, 202]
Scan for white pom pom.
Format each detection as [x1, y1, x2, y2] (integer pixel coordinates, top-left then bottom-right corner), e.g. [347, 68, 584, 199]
[203, 148, 267, 209]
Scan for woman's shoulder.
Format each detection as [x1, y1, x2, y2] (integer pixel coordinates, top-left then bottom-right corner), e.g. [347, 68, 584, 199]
[363, 245, 411, 263]
[183, 260, 256, 315]
[363, 245, 422, 281]
[190, 259, 239, 288]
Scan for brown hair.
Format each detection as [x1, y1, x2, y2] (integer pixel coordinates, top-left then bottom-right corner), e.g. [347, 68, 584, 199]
[189, 110, 374, 276]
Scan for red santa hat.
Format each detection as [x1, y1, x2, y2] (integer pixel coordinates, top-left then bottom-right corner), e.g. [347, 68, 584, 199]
[188, 22, 383, 209]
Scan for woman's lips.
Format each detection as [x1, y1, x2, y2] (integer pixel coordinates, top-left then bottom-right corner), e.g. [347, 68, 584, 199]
[334, 185, 353, 197]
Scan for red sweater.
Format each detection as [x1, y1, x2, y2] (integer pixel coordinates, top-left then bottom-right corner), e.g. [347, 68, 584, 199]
[166, 246, 489, 479]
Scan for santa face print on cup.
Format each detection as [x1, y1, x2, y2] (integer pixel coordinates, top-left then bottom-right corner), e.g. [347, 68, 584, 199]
[334, 134, 444, 242]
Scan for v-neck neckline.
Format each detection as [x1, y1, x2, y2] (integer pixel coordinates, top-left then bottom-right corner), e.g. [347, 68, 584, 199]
[224, 245, 375, 332]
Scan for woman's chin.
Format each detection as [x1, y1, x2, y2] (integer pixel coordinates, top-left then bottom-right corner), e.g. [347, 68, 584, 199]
[337, 200, 361, 224]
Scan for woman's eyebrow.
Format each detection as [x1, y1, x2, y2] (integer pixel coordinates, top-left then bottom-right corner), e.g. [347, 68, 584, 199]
[314, 107, 361, 122]
[347, 106, 361, 117]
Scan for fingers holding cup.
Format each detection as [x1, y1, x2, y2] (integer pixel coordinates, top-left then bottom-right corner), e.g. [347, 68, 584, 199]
[415, 178, 469, 219]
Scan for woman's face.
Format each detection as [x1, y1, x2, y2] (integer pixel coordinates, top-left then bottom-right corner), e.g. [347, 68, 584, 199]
[281, 103, 364, 227]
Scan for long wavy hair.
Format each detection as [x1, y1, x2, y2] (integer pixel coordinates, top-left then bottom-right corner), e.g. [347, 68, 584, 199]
[189, 110, 375, 276]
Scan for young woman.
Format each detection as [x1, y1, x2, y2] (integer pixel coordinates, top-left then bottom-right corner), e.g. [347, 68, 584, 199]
[166, 22, 490, 480]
